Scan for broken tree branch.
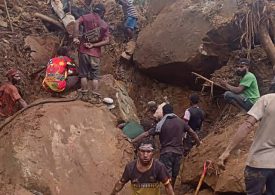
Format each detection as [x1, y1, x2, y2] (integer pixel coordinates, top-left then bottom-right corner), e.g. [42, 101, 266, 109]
[192, 72, 227, 90]
[4, 0, 14, 32]
[34, 12, 65, 30]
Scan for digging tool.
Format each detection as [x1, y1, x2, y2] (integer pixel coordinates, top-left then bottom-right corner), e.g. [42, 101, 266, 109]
[194, 160, 212, 195]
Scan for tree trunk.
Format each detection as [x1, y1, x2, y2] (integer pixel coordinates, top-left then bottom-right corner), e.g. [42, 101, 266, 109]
[51, 0, 75, 35]
[259, 21, 275, 71]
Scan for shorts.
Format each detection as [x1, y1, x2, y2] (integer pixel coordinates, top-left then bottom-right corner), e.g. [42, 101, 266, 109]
[125, 16, 137, 30]
[78, 53, 100, 80]
[160, 152, 183, 179]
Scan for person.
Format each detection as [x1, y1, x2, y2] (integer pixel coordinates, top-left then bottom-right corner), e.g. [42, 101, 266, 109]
[183, 94, 205, 132]
[0, 69, 27, 119]
[220, 58, 260, 112]
[42, 47, 79, 96]
[111, 139, 175, 195]
[132, 104, 201, 187]
[183, 94, 205, 154]
[116, 0, 138, 40]
[73, 3, 110, 100]
[218, 83, 275, 194]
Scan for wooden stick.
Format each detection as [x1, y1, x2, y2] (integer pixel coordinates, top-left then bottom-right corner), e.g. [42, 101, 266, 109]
[34, 12, 65, 30]
[4, 0, 14, 32]
[191, 72, 227, 90]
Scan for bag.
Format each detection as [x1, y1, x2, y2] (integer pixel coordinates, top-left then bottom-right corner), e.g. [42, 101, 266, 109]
[83, 27, 101, 43]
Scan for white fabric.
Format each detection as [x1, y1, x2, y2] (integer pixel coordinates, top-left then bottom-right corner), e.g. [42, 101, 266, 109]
[246, 94, 275, 168]
[155, 113, 177, 133]
[183, 109, 190, 121]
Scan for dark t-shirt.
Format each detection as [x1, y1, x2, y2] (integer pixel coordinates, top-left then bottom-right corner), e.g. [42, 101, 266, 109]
[120, 159, 170, 195]
[148, 116, 190, 155]
[188, 106, 204, 131]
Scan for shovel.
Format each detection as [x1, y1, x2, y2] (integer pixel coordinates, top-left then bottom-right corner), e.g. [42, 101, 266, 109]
[194, 160, 212, 195]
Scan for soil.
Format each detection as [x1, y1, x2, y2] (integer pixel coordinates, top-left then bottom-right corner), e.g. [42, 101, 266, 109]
[0, 0, 274, 194]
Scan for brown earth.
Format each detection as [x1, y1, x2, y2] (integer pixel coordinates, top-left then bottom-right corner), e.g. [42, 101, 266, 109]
[181, 112, 256, 194]
[0, 0, 274, 194]
[0, 100, 133, 195]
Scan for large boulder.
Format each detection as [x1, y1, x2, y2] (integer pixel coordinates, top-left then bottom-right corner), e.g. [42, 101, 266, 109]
[134, 0, 241, 86]
[0, 101, 133, 195]
[98, 74, 140, 122]
[181, 115, 256, 193]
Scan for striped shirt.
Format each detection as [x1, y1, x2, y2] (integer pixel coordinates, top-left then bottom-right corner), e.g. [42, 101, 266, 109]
[119, 0, 138, 18]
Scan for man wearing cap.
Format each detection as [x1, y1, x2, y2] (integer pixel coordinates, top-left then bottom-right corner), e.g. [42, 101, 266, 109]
[132, 104, 201, 187]
[220, 58, 260, 112]
[73, 3, 110, 100]
[0, 69, 27, 119]
[218, 84, 275, 194]
[111, 139, 175, 195]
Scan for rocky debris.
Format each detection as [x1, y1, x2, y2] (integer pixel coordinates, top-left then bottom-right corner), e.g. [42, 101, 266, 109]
[24, 35, 60, 65]
[98, 74, 139, 122]
[0, 101, 133, 195]
[134, 0, 241, 86]
[181, 115, 256, 193]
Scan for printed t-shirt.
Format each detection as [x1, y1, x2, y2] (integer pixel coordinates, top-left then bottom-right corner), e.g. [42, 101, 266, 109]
[43, 56, 72, 92]
[240, 72, 260, 103]
[247, 94, 275, 169]
[0, 82, 22, 117]
[120, 159, 170, 195]
[78, 13, 109, 58]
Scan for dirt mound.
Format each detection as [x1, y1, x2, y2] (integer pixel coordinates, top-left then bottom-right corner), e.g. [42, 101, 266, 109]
[181, 113, 257, 193]
[134, 0, 241, 86]
[0, 101, 133, 195]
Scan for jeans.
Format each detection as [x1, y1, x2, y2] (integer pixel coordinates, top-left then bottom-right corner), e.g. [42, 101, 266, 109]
[224, 91, 253, 111]
[244, 166, 275, 195]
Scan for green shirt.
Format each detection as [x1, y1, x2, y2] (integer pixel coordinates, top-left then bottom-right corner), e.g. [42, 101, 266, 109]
[240, 72, 260, 103]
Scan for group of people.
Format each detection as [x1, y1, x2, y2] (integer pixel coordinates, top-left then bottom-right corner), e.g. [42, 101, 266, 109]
[112, 97, 205, 194]
[43, 0, 138, 98]
[218, 58, 275, 194]
[0, 1, 274, 194]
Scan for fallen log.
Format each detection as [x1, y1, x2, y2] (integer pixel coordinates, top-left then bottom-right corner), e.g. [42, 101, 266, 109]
[51, 0, 75, 35]
[34, 12, 65, 30]
[192, 72, 227, 90]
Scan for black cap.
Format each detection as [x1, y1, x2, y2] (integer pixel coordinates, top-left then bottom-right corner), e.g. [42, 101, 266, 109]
[239, 58, 250, 66]
[94, 3, 106, 13]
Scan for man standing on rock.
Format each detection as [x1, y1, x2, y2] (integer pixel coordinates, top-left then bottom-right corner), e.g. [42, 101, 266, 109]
[111, 139, 175, 195]
[218, 83, 275, 194]
[132, 104, 201, 187]
[0, 69, 27, 119]
[116, 0, 138, 40]
[220, 58, 260, 112]
[73, 3, 110, 100]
